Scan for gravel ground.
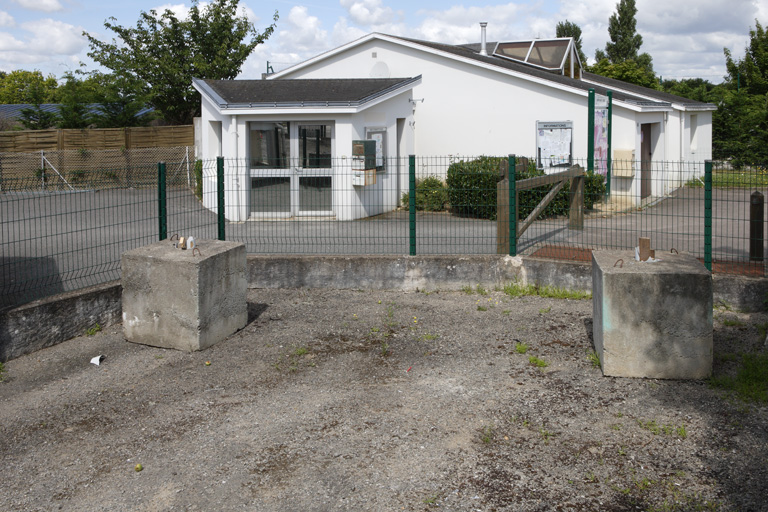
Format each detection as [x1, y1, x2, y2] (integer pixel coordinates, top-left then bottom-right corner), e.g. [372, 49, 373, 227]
[1, 288, 767, 511]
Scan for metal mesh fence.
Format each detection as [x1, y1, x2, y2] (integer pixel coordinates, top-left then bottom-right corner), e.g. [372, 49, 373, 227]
[2, 152, 766, 312]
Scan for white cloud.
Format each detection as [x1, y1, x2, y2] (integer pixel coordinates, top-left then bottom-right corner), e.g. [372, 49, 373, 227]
[340, 0, 400, 26]
[12, 0, 63, 13]
[152, 3, 190, 19]
[21, 19, 87, 56]
[0, 11, 14, 28]
[278, 6, 329, 54]
[0, 32, 26, 52]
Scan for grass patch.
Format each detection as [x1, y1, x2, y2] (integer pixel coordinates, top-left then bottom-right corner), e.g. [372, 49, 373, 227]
[503, 282, 591, 300]
[710, 352, 768, 403]
[721, 317, 745, 327]
[528, 355, 548, 368]
[477, 305, 488, 311]
[686, 167, 768, 189]
[586, 349, 601, 368]
[515, 341, 529, 354]
[85, 323, 102, 336]
[0, 361, 5, 382]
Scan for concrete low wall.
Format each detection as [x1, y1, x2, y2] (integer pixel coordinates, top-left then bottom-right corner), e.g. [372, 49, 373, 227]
[1, 255, 766, 362]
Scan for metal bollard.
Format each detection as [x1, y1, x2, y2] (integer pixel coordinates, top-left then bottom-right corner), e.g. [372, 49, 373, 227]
[750, 190, 764, 261]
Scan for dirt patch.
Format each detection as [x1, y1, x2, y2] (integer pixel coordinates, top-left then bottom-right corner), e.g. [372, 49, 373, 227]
[1, 288, 767, 511]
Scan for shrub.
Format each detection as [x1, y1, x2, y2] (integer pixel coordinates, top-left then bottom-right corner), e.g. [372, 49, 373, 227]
[193, 160, 203, 201]
[401, 176, 449, 211]
[516, 164, 606, 220]
[446, 156, 504, 219]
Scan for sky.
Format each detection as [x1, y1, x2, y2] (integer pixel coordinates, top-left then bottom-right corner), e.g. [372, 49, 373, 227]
[1, 0, 767, 84]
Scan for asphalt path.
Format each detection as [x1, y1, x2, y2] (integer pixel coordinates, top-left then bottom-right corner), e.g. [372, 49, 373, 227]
[1, 184, 764, 310]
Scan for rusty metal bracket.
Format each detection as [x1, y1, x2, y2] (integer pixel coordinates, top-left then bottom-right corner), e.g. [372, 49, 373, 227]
[613, 259, 624, 268]
[192, 247, 202, 257]
[670, 248, 679, 254]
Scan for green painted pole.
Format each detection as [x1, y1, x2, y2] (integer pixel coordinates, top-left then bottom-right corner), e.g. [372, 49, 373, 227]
[508, 154, 517, 256]
[704, 160, 712, 272]
[409, 155, 416, 256]
[606, 90, 613, 198]
[587, 88, 595, 173]
[217, 157, 225, 241]
[158, 162, 167, 241]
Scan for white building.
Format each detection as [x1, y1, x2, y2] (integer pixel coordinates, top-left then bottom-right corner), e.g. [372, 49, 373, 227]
[194, 27, 715, 221]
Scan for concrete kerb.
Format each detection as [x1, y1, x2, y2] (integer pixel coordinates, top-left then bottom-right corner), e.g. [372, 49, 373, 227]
[1, 255, 767, 362]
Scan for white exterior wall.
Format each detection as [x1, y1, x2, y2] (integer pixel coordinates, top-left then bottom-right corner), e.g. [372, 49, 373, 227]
[196, 86, 414, 221]
[277, 39, 594, 161]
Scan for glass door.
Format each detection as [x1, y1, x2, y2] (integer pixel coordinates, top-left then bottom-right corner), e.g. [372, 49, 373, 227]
[249, 121, 292, 218]
[295, 123, 333, 217]
[248, 121, 334, 218]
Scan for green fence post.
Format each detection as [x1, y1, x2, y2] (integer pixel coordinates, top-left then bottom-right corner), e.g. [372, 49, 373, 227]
[606, 90, 613, 199]
[587, 88, 595, 174]
[158, 161, 167, 241]
[704, 160, 712, 272]
[217, 157, 225, 241]
[508, 154, 517, 256]
[409, 155, 416, 256]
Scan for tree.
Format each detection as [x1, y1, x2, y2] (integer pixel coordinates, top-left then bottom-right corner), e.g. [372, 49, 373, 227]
[56, 72, 96, 129]
[0, 70, 58, 104]
[556, 20, 587, 65]
[716, 20, 768, 165]
[19, 80, 59, 130]
[591, 0, 657, 87]
[88, 72, 153, 128]
[84, 0, 277, 125]
[724, 20, 768, 96]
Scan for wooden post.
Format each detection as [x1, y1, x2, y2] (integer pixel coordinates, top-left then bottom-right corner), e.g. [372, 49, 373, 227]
[568, 166, 584, 230]
[496, 158, 509, 254]
[639, 237, 651, 261]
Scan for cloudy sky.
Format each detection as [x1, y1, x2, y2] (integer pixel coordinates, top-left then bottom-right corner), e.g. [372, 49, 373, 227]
[1, 0, 766, 83]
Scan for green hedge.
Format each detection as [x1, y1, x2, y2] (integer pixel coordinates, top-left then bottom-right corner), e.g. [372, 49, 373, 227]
[445, 156, 606, 221]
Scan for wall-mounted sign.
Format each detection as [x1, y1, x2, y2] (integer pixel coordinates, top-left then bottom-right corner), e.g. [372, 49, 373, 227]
[536, 121, 573, 172]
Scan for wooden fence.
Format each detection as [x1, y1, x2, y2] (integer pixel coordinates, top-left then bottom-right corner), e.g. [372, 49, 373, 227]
[0, 125, 194, 153]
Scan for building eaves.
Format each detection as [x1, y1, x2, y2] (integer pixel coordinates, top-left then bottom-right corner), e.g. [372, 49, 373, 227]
[194, 76, 421, 110]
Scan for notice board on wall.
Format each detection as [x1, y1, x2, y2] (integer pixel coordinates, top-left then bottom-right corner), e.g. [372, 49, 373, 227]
[536, 121, 573, 173]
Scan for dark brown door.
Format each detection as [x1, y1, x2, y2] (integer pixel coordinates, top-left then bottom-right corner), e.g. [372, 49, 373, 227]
[640, 124, 652, 199]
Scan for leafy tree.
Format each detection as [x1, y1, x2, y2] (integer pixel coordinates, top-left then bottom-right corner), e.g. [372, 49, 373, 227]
[591, 0, 657, 87]
[88, 72, 153, 128]
[0, 70, 58, 104]
[556, 20, 587, 65]
[715, 20, 768, 165]
[724, 20, 768, 96]
[19, 80, 59, 130]
[84, 0, 278, 125]
[56, 72, 96, 129]
[589, 59, 659, 89]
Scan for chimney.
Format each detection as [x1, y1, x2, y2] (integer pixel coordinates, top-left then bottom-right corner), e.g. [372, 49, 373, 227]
[479, 22, 488, 56]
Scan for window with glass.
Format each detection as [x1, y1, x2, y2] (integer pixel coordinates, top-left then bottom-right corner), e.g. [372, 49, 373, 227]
[249, 121, 289, 168]
[299, 124, 332, 168]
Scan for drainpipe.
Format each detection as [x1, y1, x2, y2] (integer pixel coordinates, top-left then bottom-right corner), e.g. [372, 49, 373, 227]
[479, 22, 488, 56]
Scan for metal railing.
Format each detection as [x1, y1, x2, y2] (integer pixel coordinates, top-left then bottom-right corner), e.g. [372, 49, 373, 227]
[2, 153, 766, 311]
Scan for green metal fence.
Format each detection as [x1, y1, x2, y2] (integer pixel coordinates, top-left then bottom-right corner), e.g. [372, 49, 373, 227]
[2, 153, 766, 312]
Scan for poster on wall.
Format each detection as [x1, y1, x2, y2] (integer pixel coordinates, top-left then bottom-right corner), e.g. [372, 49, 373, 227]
[365, 128, 386, 171]
[536, 121, 573, 173]
[593, 94, 609, 175]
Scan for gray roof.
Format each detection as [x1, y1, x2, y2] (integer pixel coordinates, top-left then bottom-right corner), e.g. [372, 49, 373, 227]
[390, 36, 714, 110]
[195, 77, 421, 108]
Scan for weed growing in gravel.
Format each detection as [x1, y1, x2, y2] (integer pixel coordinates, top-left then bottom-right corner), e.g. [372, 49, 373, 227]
[370, 327, 380, 333]
[710, 352, 768, 403]
[420, 333, 438, 341]
[423, 495, 438, 505]
[515, 341, 529, 354]
[292, 347, 308, 357]
[637, 419, 688, 438]
[756, 321, 768, 339]
[86, 323, 101, 336]
[0, 361, 5, 382]
[461, 285, 474, 294]
[528, 355, 548, 368]
[539, 307, 551, 314]
[587, 349, 601, 368]
[380, 342, 390, 357]
[721, 317, 745, 327]
[477, 305, 488, 311]
[503, 282, 591, 300]
[539, 428, 555, 444]
[480, 425, 494, 444]
[476, 285, 488, 296]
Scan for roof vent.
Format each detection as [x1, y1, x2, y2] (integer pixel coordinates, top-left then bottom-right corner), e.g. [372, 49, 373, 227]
[479, 22, 488, 56]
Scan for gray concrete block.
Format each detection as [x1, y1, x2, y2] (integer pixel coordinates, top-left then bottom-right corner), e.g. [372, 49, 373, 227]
[592, 250, 713, 379]
[121, 240, 246, 351]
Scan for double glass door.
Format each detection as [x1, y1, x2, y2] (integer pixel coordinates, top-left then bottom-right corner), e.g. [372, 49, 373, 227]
[249, 122, 333, 218]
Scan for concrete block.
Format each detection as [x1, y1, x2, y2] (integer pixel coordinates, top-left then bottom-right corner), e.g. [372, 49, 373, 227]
[592, 250, 712, 379]
[122, 239, 246, 351]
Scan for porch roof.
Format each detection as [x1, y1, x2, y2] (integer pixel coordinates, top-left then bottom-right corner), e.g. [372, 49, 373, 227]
[193, 76, 421, 110]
